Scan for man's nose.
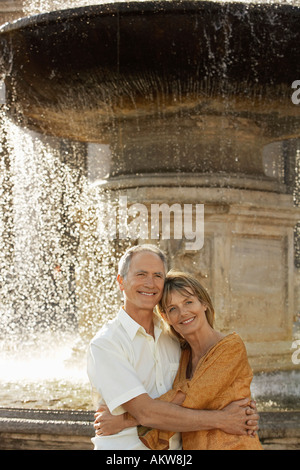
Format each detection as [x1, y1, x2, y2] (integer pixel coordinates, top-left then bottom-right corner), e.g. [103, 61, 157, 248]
[144, 275, 155, 287]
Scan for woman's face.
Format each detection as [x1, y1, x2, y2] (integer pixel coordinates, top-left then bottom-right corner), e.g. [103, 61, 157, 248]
[162, 288, 208, 337]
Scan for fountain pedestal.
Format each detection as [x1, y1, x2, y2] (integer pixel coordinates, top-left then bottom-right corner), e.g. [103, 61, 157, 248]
[79, 180, 299, 372]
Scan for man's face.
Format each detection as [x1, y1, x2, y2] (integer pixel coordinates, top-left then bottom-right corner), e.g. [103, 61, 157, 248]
[118, 251, 165, 314]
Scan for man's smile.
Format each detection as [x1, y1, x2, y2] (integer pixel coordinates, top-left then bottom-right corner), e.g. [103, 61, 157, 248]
[138, 291, 157, 296]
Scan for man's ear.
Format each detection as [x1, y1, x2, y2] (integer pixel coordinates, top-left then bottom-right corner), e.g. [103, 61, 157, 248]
[117, 274, 124, 291]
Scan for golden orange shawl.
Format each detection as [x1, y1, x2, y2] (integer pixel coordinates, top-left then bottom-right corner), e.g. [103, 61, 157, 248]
[139, 333, 262, 450]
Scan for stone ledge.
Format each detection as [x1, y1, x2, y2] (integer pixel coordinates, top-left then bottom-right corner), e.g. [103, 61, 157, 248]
[0, 408, 94, 450]
[0, 408, 93, 436]
[259, 412, 300, 438]
[0, 408, 299, 450]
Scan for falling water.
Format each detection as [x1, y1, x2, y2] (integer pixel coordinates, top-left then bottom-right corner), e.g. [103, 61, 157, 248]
[0, 99, 129, 408]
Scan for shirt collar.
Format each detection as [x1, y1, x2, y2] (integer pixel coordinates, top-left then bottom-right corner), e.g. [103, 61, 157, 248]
[117, 307, 164, 341]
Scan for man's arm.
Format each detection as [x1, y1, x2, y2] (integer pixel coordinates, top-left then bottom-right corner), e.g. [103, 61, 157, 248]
[94, 397, 259, 436]
[122, 393, 256, 436]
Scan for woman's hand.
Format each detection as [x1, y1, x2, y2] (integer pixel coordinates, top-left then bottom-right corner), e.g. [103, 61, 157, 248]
[246, 400, 260, 437]
[220, 398, 260, 436]
[94, 405, 139, 436]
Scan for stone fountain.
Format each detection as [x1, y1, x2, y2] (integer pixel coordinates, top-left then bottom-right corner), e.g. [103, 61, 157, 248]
[0, 0, 299, 450]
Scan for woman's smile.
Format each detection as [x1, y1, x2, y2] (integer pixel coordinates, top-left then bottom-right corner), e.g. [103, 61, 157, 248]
[180, 316, 196, 325]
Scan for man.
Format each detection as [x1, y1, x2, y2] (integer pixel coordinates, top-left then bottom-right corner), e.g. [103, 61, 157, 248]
[87, 244, 259, 450]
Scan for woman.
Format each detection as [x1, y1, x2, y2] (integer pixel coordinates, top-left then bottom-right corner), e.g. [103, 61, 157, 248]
[96, 271, 262, 450]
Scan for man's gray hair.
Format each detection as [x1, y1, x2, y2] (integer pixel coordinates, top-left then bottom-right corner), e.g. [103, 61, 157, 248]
[118, 244, 168, 279]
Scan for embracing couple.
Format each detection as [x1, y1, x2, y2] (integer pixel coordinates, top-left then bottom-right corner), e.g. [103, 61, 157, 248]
[87, 244, 262, 450]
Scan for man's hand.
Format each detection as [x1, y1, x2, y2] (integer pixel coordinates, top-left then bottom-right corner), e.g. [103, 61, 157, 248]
[94, 406, 138, 436]
[94, 405, 125, 436]
[220, 398, 260, 436]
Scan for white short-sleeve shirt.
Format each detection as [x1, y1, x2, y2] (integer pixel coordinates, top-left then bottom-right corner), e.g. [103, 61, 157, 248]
[87, 308, 181, 450]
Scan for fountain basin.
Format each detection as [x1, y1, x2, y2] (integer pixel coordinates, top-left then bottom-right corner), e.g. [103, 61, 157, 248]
[0, 1, 299, 183]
